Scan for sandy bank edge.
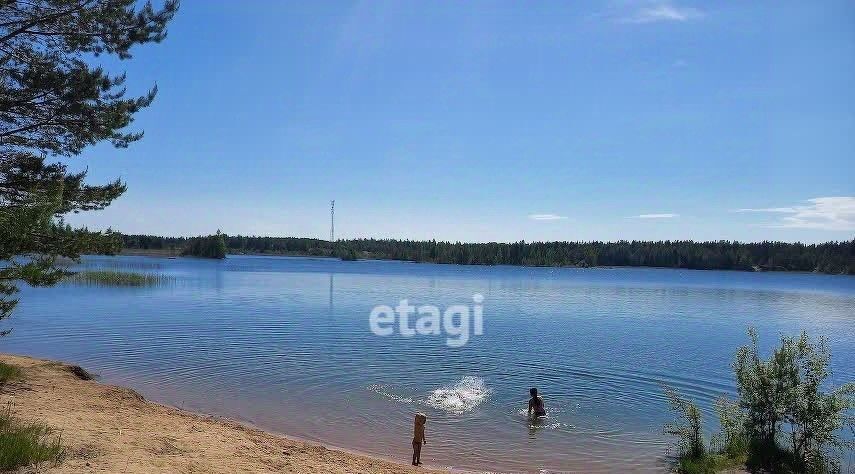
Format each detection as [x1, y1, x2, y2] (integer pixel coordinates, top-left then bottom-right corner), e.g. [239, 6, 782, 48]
[0, 353, 450, 474]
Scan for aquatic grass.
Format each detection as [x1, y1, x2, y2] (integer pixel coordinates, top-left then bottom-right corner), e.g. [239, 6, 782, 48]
[66, 270, 172, 287]
[0, 403, 64, 470]
[0, 362, 22, 385]
[77, 259, 165, 271]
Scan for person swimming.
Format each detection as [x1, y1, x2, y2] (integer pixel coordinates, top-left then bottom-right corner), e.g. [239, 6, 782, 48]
[412, 412, 427, 466]
[528, 387, 547, 418]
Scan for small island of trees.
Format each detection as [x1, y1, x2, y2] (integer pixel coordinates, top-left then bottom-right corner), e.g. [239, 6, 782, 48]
[180, 232, 227, 259]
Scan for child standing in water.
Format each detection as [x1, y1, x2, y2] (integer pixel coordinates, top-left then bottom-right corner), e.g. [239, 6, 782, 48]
[412, 413, 427, 466]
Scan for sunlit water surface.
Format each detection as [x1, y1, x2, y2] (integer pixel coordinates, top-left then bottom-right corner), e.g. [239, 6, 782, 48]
[4, 256, 854, 472]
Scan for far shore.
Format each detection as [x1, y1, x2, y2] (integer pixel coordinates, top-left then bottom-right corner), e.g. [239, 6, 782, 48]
[0, 353, 446, 474]
[114, 249, 845, 275]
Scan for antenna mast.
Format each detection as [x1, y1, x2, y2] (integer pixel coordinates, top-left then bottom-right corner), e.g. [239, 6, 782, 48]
[330, 200, 335, 242]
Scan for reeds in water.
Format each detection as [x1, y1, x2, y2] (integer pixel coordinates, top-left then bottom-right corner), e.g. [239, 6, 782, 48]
[66, 270, 172, 287]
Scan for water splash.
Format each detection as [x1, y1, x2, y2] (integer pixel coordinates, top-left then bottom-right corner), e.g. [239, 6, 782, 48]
[367, 384, 414, 404]
[426, 376, 489, 413]
[517, 408, 567, 430]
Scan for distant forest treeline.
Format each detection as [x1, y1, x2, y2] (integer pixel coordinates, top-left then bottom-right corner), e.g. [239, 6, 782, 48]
[119, 234, 855, 274]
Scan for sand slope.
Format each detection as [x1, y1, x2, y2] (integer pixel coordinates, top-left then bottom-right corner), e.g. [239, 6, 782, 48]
[0, 354, 441, 474]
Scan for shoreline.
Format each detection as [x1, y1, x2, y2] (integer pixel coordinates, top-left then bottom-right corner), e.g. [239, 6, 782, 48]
[0, 353, 449, 474]
[116, 250, 850, 276]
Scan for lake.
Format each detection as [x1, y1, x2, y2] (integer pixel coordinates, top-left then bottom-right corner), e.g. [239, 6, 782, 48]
[4, 255, 854, 472]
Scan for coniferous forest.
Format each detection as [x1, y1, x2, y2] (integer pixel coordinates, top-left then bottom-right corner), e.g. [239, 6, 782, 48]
[179, 232, 227, 259]
[119, 234, 854, 274]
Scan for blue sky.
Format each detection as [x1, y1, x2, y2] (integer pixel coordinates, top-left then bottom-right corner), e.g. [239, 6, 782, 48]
[66, 1, 854, 243]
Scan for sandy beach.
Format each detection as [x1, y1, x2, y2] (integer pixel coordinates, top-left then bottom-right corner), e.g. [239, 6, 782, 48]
[0, 354, 443, 474]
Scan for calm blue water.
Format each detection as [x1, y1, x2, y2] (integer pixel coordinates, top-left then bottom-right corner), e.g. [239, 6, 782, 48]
[3, 255, 854, 472]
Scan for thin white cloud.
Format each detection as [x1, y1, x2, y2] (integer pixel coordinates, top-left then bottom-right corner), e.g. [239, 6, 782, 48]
[734, 197, 855, 231]
[634, 213, 679, 219]
[529, 214, 567, 221]
[617, 2, 704, 24]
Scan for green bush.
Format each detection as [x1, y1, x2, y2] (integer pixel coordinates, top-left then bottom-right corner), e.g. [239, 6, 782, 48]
[662, 386, 747, 473]
[711, 396, 748, 459]
[664, 329, 854, 474]
[0, 403, 64, 470]
[734, 329, 854, 473]
[663, 385, 705, 459]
